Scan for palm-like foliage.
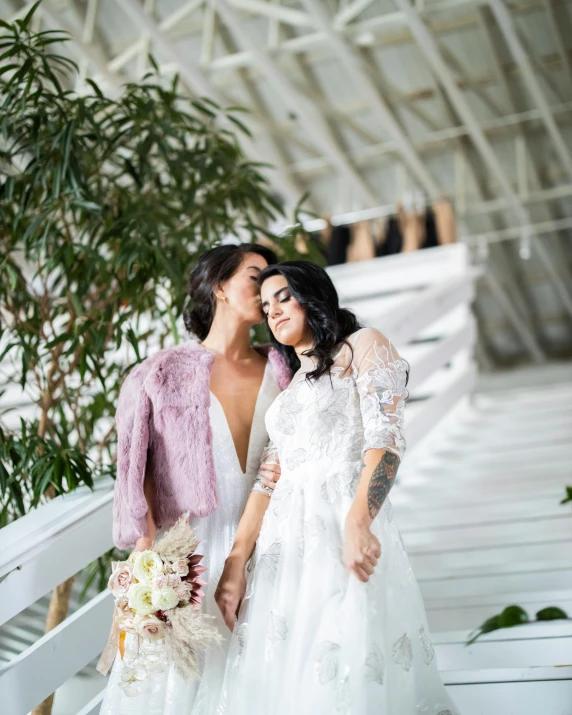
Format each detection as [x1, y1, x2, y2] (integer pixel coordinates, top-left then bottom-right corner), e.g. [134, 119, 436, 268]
[0, 6, 314, 526]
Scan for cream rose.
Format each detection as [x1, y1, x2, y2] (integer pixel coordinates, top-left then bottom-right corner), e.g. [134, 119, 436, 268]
[133, 550, 164, 585]
[108, 562, 133, 596]
[171, 560, 189, 577]
[135, 614, 165, 641]
[151, 586, 179, 612]
[127, 583, 155, 615]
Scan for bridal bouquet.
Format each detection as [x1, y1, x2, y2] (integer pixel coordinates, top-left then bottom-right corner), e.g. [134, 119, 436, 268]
[97, 514, 221, 696]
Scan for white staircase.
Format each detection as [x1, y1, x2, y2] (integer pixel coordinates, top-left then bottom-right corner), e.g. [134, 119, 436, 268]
[1, 245, 571, 714]
[393, 366, 572, 714]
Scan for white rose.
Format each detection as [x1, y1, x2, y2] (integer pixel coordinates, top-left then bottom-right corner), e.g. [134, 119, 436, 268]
[133, 551, 164, 585]
[151, 587, 179, 612]
[127, 583, 155, 615]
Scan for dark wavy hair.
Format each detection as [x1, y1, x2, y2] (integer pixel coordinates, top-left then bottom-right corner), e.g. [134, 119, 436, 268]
[184, 243, 278, 340]
[259, 261, 362, 380]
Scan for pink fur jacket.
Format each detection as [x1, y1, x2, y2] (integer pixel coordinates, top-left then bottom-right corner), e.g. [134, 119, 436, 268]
[113, 341, 291, 548]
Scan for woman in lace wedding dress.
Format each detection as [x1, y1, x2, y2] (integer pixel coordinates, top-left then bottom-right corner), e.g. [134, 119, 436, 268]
[215, 261, 459, 715]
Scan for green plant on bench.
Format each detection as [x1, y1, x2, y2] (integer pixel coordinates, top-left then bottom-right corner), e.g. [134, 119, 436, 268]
[466, 486, 571, 645]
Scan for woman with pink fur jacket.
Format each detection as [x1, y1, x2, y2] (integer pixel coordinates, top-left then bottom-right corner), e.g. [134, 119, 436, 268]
[100, 243, 291, 714]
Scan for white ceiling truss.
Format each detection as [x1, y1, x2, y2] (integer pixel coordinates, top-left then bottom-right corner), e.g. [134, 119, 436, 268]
[3, 0, 572, 367]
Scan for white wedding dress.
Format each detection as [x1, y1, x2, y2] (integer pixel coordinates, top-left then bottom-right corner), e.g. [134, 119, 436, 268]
[218, 328, 459, 715]
[100, 361, 280, 715]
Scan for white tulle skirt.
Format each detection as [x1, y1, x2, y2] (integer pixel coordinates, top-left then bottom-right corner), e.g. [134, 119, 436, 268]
[217, 470, 459, 715]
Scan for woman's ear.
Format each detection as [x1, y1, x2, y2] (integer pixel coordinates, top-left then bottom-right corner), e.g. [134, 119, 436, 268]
[214, 283, 226, 303]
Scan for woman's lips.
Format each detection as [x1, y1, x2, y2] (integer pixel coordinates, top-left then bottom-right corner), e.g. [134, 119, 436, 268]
[275, 318, 289, 331]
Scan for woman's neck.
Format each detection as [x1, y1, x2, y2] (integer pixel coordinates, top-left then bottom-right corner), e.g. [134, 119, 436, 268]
[294, 338, 315, 371]
[294, 336, 314, 360]
[201, 317, 255, 361]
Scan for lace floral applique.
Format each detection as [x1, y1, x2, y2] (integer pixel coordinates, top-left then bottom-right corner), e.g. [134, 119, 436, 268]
[268, 610, 288, 641]
[419, 626, 435, 665]
[356, 340, 407, 459]
[310, 387, 351, 454]
[265, 610, 289, 661]
[233, 623, 248, 666]
[320, 470, 355, 504]
[285, 447, 308, 470]
[258, 542, 282, 584]
[365, 643, 385, 684]
[272, 481, 294, 521]
[384, 500, 394, 522]
[275, 384, 304, 435]
[303, 515, 327, 559]
[392, 633, 413, 671]
[314, 641, 340, 683]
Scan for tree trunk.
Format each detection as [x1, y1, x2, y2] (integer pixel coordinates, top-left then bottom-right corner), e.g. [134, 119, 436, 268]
[31, 576, 75, 715]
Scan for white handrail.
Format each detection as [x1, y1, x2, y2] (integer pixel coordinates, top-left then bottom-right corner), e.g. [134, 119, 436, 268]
[0, 590, 113, 715]
[0, 486, 114, 626]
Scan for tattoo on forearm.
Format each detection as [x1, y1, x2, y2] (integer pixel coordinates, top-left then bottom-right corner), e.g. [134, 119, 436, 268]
[367, 451, 400, 520]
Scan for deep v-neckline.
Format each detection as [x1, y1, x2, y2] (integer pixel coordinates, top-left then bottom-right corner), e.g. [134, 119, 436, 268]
[209, 361, 269, 475]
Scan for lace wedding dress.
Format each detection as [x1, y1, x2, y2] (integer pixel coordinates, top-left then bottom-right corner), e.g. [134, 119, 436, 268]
[218, 328, 459, 715]
[100, 362, 280, 715]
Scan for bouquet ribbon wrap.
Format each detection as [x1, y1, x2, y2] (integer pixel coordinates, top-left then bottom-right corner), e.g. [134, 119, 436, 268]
[96, 604, 121, 676]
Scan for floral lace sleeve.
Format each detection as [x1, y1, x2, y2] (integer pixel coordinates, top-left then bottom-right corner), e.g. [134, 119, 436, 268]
[353, 328, 408, 460]
[251, 440, 279, 495]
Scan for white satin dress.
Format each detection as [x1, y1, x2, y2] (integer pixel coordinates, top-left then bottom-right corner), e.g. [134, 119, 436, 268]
[100, 361, 280, 715]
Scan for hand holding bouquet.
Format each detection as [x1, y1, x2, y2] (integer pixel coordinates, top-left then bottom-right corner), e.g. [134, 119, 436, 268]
[97, 514, 221, 695]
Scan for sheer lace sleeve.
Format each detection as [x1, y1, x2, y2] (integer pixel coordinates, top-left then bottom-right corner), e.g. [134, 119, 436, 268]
[352, 328, 408, 460]
[251, 440, 279, 495]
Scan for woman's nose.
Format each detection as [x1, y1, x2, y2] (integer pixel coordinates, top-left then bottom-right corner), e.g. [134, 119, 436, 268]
[270, 302, 282, 319]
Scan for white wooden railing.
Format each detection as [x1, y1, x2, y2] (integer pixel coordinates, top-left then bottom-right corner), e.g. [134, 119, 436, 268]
[0, 244, 477, 714]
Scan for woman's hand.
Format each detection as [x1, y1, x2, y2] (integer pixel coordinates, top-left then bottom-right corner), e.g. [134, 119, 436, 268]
[343, 510, 381, 583]
[215, 554, 247, 631]
[259, 458, 281, 491]
[133, 535, 154, 554]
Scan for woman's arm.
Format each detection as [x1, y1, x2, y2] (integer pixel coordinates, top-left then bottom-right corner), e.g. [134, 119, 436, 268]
[343, 328, 408, 583]
[215, 491, 271, 630]
[133, 465, 157, 552]
[344, 448, 400, 582]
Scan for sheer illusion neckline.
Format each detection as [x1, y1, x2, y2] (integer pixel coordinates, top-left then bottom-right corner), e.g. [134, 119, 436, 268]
[209, 360, 270, 475]
[292, 341, 351, 385]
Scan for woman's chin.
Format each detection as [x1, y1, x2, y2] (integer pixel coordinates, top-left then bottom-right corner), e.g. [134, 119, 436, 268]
[272, 329, 296, 347]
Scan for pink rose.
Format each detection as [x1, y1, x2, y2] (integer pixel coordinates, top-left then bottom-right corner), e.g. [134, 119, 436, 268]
[174, 581, 192, 602]
[171, 560, 189, 577]
[135, 614, 165, 641]
[168, 574, 182, 589]
[108, 562, 133, 596]
[153, 573, 181, 589]
[152, 574, 169, 590]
